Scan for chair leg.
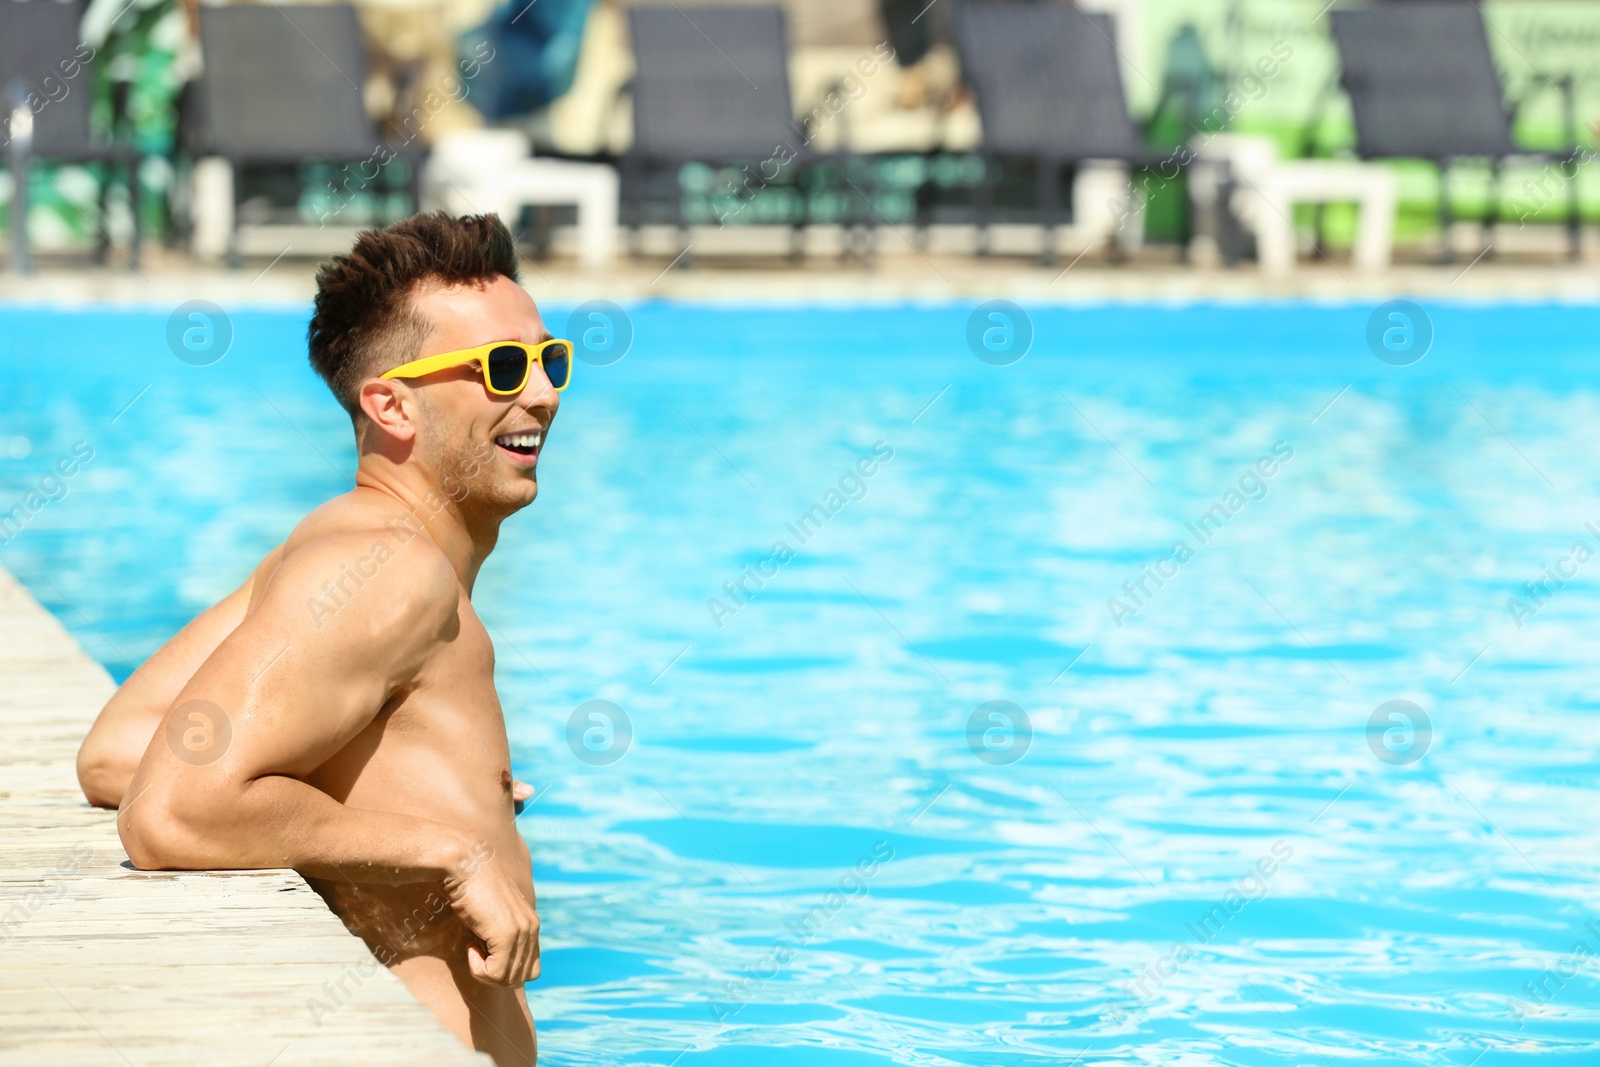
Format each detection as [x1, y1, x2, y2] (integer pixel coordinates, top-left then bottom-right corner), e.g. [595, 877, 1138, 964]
[127, 157, 142, 270]
[912, 162, 931, 253]
[974, 156, 993, 257]
[1568, 157, 1583, 261]
[96, 164, 111, 266]
[166, 154, 185, 252]
[7, 151, 31, 275]
[856, 159, 877, 272]
[532, 205, 553, 260]
[840, 160, 858, 265]
[862, 197, 878, 271]
[164, 153, 183, 252]
[838, 168, 854, 266]
[1437, 161, 1455, 264]
[1176, 164, 1193, 264]
[1484, 162, 1499, 261]
[674, 206, 691, 269]
[1214, 168, 1243, 267]
[1037, 158, 1061, 268]
[672, 161, 693, 270]
[622, 156, 642, 261]
[627, 180, 641, 262]
[227, 162, 243, 270]
[1108, 172, 1133, 265]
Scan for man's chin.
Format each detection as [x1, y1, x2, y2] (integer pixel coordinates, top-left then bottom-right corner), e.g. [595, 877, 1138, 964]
[460, 482, 537, 523]
[502, 474, 539, 509]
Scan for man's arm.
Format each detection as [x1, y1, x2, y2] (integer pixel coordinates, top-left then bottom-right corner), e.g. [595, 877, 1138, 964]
[117, 534, 539, 986]
[76, 546, 284, 809]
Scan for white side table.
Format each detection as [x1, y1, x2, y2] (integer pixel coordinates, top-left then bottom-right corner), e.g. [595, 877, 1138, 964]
[424, 130, 619, 271]
[1191, 133, 1397, 274]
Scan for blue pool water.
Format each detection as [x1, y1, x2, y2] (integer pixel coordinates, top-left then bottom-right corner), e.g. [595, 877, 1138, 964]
[3, 300, 1599, 1064]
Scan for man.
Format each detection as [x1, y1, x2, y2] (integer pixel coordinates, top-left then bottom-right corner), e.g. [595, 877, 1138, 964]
[76, 212, 564, 1066]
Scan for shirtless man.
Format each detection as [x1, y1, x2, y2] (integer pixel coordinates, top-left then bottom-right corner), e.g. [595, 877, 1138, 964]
[76, 213, 565, 1065]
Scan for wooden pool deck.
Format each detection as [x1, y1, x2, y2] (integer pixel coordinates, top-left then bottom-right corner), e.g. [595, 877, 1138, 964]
[0, 566, 485, 1065]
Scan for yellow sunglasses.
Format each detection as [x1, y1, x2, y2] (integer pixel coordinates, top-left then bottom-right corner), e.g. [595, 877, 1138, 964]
[379, 339, 573, 395]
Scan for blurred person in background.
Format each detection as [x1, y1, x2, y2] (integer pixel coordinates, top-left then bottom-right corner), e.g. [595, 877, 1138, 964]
[358, 0, 494, 146]
[874, 0, 1015, 112]
[876, 0, 953, 110]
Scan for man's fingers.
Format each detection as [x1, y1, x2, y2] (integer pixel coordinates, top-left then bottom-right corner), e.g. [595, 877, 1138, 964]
[519, 917, 539, 983]
[468, 937, 529, 987]
[499, 923, 536, 986]
[452, 863, 540, 985]
[502, 934, 523, 987]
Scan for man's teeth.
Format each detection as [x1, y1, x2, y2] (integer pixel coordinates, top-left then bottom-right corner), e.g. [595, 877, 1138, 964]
[495, 432, 542, 449]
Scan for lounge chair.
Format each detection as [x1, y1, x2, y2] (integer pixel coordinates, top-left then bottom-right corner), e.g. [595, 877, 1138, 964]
[622, 4, 868, 268]
[0, 0, 141, 271]
[951, 0, 1183, 266]
[1328, 0, 1581, 261]
[186, 5, 415, 264]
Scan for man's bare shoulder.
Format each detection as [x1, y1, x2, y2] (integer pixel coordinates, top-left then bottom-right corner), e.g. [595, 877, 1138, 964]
[251, 497, 460, 662]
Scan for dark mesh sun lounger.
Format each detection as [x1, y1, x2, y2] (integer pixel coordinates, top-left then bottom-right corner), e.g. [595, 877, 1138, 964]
[0, 0, 141, 270]
[624, 5, 866, 267]
[952, 0, 1178, 265]
[191, 5, 414, 264]
[1330, 0, 1580, 259]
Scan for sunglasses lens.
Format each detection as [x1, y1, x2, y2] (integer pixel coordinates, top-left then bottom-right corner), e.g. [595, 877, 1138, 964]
[486, 345, 529, 392]
[542, 342, 571, 390]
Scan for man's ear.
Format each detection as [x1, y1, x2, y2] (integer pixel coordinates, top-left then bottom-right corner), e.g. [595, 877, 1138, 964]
[357, 378, 419, 442]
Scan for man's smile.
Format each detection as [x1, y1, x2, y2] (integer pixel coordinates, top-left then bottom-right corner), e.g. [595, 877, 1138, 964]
[493, 428, 544, 465]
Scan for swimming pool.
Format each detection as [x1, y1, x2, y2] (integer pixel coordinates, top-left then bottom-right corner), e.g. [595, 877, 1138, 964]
[3, 299, 1598, 1065]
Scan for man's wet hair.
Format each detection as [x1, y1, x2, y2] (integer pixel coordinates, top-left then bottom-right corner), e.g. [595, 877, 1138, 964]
[308, 212, 521, 418]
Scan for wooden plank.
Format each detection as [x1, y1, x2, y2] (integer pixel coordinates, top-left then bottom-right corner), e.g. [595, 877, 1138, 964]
[0, 566, 487, 1064]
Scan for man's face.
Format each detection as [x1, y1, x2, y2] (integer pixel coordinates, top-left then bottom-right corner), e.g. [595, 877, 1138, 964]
[402, 274, 560, 516]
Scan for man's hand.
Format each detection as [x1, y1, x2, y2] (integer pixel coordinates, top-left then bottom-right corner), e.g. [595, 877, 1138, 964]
[444, 843, 541, 986]
[512, 780, 533, 815]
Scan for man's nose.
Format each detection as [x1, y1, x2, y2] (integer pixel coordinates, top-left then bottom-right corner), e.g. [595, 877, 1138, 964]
[520, 363, 559, 414]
